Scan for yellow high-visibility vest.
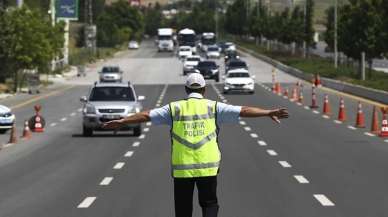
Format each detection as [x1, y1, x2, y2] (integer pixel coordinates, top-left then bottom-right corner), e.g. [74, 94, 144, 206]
[170, 98, 220, 178]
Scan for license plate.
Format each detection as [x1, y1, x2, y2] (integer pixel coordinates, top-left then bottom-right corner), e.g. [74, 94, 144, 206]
[102, 115, 120, 120]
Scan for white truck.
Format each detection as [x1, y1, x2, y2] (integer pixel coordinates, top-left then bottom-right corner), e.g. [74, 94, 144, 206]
[157, 28, 174, 52]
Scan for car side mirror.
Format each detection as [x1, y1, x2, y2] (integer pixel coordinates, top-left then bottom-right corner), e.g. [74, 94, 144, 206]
[138, 95, 145, 101]
[80, 96, 87, 102]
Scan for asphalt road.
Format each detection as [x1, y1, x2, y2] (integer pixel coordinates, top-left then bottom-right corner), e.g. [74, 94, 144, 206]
[0, 40, 387, 217]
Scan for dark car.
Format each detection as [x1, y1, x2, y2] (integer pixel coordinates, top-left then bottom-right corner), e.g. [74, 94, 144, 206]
[224, 50, 239, 63]
[195, 61, 219, 82]
[225, 59, 248, 74]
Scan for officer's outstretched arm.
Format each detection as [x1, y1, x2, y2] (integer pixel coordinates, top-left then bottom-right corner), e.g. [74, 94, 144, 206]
[102, 111, 151, 129]
[240, 107, 289, 124]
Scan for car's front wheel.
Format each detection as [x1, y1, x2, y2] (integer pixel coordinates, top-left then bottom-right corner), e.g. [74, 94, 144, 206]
[83, 125, 93, 137]
[133, 126, 142, 137]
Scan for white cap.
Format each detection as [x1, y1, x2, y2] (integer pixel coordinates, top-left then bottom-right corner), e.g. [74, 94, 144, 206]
[186, 73, 206, 89]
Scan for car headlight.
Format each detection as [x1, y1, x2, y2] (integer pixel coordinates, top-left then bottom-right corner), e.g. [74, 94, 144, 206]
[85, 104, 96, 114]
[211, 69, 219, 74]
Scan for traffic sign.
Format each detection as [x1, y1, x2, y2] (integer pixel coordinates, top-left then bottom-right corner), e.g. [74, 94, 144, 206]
[56, 0, 79, 21]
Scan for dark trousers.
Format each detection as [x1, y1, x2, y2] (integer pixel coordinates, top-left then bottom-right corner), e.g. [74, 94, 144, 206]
[174, 176, 219, 217]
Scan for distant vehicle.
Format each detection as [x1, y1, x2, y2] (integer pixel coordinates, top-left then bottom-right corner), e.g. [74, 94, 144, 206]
[183, 55, 201, 75]
[0, 105, 15, 134]
[99, 66, 123, 82]
[223, 69, 255, 94]
[81, 82, 145, 137]
[157, 28, 174, 52]
[224, 50, 239, 63]
[224, 42, 236, 52]
[178, 28, 197, 54]
[195, 60, 219, 82]
[178, 46, 192, 59]
[206, 45, 221, 59]
[225, 59, 248, 74]
[200, 32, 216, 52]
[217, 41, 228, 53]
[128, 40, 139, 49]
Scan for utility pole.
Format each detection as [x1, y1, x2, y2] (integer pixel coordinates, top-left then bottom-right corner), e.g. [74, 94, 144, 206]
[334, 0, 338, 68]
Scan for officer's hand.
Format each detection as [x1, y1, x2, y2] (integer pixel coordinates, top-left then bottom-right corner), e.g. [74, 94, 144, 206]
[269, 108, 289, 124]
[102, 120, 124, 129]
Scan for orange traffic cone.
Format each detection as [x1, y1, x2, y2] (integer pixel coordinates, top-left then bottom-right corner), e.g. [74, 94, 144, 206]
[380, 107, 388, 137]
[290, 87, 298, 101]
[297, 88, 304, 105]
[8, 123, 17, 144]
[322, 95, 331, 115]
[354, 102, 365, 128]
[371, 106, 380, 134]
[283, 88, 289, 98]
[309, 86, 319, 109]
[276, 83, 282, 95]
[21, 120, 32, 139]
[337, 98, 346, 122]
[315, 74, 322, 87]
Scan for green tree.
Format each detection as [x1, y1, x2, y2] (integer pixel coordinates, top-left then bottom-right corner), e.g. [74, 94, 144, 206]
[144, 3, 163, 36]
[323, 6, 335, 51]
[304, 0, 315, 56]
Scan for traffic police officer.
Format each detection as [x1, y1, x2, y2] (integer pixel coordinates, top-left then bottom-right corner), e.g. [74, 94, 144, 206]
[103, 73, 289, 217]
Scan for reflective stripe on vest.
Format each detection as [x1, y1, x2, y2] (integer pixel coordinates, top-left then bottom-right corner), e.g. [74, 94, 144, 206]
[170, 99, 220, 178]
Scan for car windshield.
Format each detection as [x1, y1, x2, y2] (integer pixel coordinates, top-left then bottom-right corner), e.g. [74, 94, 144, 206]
[229, 61, 247, 67]
[198, 61, 216, 67]
[180, 48, 190, 51]
[186, 57, 200, 62]
[208, 47, 219, 52]
[228, 72, 250, 78]
[102, 67, 120, 73]
[89, 87, 135, 101]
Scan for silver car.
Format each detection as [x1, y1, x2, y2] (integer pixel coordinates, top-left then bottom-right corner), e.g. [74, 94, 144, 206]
[81, 82, 145, 136]
[99, 66, 123, 82]
[0, 105, 15, 134]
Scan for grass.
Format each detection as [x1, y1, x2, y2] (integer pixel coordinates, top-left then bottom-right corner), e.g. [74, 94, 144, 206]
[69, 47, 121, 66]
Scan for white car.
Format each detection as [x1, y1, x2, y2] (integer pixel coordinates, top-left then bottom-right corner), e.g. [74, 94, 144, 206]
[183, 55, 201, 75]
[223, 69, 255, 94]
[225, 42, 236, 52]
[128, 41, 139, 49]
[0, 105, 15, 133]
[99, 66, 123, 83]
[206, 46, 221, 59]
[178, 46, 192, 59]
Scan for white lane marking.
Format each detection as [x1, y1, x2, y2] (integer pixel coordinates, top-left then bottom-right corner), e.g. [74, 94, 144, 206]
[244, 126, 251, 131]
[139, 134, 146, 139]
[144, 128, 150, 132]
[364, 132, 376, 137]
[77, 197, 97, 208]
[222, 99, 228, 103]
[258, 140, 267, 146]
[239, 121, 246, 125]
[313, 194, 335, 206]
[296, 102, 302, 106]
[2, 143, 14, 148]
[313, 110, 320, 114]
[132, 141, 140, 147]
[347, 126, 357, 130]
[125, 151, 134, 157]
[266, 149, 278, 156]
[113, 162, 125, 169]
[283, 96, 288, 99]
[322, 115, 330, 119]
[304, 106, 310, 110]
[156, 104, 160, 107]
[100, 177, 113, 186]
[50, 123, 57, 127]
[146, 122, 152, 126]
[70, 112, 76, 116]
[384, 139, 388, 143]
[278, 161, 292, 168]
[60, 117, 67, 122]
[294, 175, 309, 184]
[250, 133, 258, 138]
[78, 108, 83, 112]
[334, 120, 342, 124]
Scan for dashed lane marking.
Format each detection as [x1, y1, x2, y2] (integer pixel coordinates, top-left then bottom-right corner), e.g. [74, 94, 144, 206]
[278, 161, 292, 168]
[294, 175, 309, 184]
[239, 121, 246, 125]
[266, 150, 278, 156]
[250, 133, 258, 138]
[113, 162, 125, 170]
[347, 126, 357, 130]
[244, 127, 251, 131]
[132, 141, 140, 147]
[364, 132, 376, 137]
[50, 123, 57, 127]
[156, 104, 160, 107]
[313, 194, 335, 206]
[60, 117, 67, 122]
[313, 110, 320, 114]
[384, 139, 388, 143]
[146, 122, 152, 126]
[70, 112, 76, 116]
[100, 177, 113, 186]
[222, 99, 228, 103]
[125, 151, 134, 157]
[77, 197, 97, 208]
[304, 106, 310, 110]
[334, 120, 342, 124]
[144, 128, 150, 132]
[322, 115, 330, 119]
[139, 134, 146, 139]
[78, 108, 83, 112]
[258, 140, 267, 146]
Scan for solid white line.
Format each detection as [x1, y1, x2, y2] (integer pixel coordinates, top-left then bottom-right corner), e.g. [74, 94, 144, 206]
[144, 128, 149, 132]
[244, 126, 251, 131]
[146, 122, 152, 126]
[322, 115, 330, 119]
[267, 149, 278, 156]
[125, 151, 134, 157]
[77, 197, 97, 208]
[250, 133, 258, 138]
[334, 120, 342, 124]
[347, 126, 357, 130]
[258, 140, 267, 146]
[364, 132, 376, 137]
[294, 175, 309, 184]
[239, 121, 246, 125]
[70, 112, 76, 116]
[100, 177, 113, 186]
[278, 161, 292, 168]
[313, 110, 320, 114]
[304, 106, 310, 110]
[313, 194, 335, 206]
[60, 117, 67, 122]
[113, 162, 125, 169]
[132, 141, 140, 147]
[139, 134, 146, 139]
[50, 123, 57, 127]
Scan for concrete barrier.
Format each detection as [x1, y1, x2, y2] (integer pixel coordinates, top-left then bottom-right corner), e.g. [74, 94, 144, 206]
[238, 46, 388, 105]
